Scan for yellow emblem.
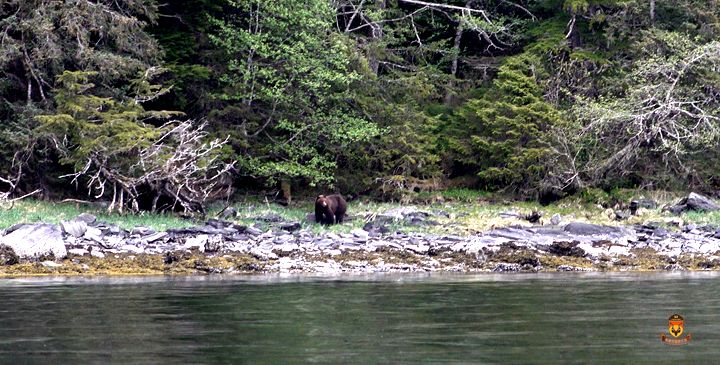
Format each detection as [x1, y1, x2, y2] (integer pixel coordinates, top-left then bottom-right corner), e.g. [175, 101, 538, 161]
[661, 313, 691, 345]
[668, 314, 684, 338]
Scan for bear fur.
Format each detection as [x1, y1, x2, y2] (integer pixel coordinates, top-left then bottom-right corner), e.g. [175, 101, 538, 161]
[315, 194, 347, 225]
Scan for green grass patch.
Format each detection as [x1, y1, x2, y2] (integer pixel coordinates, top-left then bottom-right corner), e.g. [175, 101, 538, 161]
[0, 199, 193, 231]
[681, 210, 720, 226]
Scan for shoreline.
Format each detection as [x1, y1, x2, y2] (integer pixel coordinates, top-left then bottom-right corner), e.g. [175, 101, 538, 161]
[2, 206, 720, 276]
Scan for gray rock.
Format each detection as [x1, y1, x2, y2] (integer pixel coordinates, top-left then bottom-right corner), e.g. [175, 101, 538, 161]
[563, 222, 626, 237]
[120, 245, 144, 254]
[204, 235, 223, 253]
[0, 224, 67, 260]
[614, 210, 630, 221]
[380, 207, 418, 220]
[61, 220, 88, 238]
[664, 263, 687, 271]
[666, 192, 720, 213]
[41, 261, 62, 268]
[145, 232, 168, 243]
[556, 265, 587, 271]
[184, 235, 207, 251]
[280, 222, 302, 232]
[257, 213, 284, 223]
[351, 229, 369, 239]
[68, 248, 89, 256]
[363, 221, 390, 234]
[492, 263, 521, 272]
[246, 227, 263, 236]
[550, 213, 561, 225]
[131, 226, 155, 236]
[74, 213, 97, 224]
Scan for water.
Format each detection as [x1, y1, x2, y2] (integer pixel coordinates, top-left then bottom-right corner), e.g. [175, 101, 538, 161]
[0, 272, 716, 364]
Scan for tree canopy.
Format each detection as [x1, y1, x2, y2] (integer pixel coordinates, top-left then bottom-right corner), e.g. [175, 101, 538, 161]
[2, 0, 720, 208]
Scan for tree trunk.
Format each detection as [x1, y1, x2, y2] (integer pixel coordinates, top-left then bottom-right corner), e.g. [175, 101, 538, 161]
[368, 0, 387, 75]
[450, 21, 463, 78]
[650, 0, 655, 23]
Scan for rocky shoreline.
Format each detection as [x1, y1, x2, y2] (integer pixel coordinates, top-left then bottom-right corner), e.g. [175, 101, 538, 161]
[2, 204, 720, 276]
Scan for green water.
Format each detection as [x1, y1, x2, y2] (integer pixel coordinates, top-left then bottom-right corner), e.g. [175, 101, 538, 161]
[0, 273, 716, 364]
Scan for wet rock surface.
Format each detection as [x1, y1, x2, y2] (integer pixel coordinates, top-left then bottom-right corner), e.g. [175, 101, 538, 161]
[2, 209, 720, 274]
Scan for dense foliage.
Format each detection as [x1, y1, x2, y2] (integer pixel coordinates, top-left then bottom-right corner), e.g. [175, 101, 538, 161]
[2, 0, 720, 208]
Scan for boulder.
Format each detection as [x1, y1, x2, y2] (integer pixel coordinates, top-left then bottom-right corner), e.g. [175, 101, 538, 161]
[666, 192, 720, 214]
[0, 224, 67, 259]
[60, 220, 88, 237]
[685, 193, 720, 211]
[550, 213, 561, 226]
[130, 226, 155, 236]
[563, 222, 626, 237]
[74, 213, 97, 224]
[280, 222, 302, 232]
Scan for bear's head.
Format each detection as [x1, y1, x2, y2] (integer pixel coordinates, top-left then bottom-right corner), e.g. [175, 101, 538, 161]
[316, 195, 329, 208]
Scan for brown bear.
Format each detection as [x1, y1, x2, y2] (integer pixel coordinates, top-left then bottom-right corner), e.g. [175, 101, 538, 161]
[315, 194, 347, 225]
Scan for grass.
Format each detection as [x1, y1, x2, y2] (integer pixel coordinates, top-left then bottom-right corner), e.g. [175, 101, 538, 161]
[0, 190, 717, 235]
[0, 199, 194, 231]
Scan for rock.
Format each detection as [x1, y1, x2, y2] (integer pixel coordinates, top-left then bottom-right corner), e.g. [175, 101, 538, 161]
[60, 220, 87, 238]
[563, 222, 626, 237]
[68, 248, 89, 256]
[0, 224, 67, 260]
[549, 241, 586, 257]
[614, 210, 630, 221]
[381, 207, 417, 219]
[206, 219, 234, 229]
[74, 213, 97, 224]
[204, 235, 223, 253]
[682, 223, 698, 233]
[120, 245, 144, 254]
[363, 221, 390, 234]
[663, 217, 684, 227]
[90, 250, 105, 258]
[636, 198, 657, 209]
[145, 232, 168, 243]
[219, 207, 237, 220]
[556, 265, 587, 271]
[41, 261, 62, 268]
[666, 192, 720, 213]
[351, 229, 369, 239]
[630, 199, 657, 215]
[246, 226, 263, 236]
[130, 226, 154, 236]
[550, 213, 561, 226]
[492, 263, 521, 272]
[0, 245, 18, 265]
[664, 263, 686, 271]
[184, 235, 207, 252]
[257, 214, 284, 223]
[280, 222, 302, 232]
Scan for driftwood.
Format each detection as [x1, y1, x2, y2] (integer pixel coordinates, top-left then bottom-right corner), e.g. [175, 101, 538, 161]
[61, 120, 235, 213]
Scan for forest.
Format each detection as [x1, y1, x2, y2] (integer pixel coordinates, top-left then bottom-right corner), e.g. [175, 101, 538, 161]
[1, 0, 719, 212]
